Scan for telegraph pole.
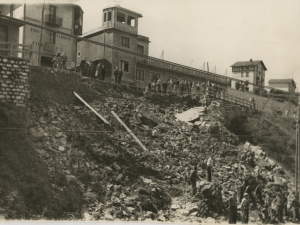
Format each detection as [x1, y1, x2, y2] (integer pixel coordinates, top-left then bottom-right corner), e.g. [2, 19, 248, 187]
[295, 105, 300, 199]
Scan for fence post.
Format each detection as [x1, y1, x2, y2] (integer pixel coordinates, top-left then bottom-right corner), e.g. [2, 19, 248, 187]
[10, 42, 13, 57]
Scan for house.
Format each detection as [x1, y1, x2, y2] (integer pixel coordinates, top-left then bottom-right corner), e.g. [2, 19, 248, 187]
[0, 4, 25, 57]
[77, 5, 228, 88]
[268, 79, 296, 93]
[0, 3, 83, 67]
[230, 59, 267, 91]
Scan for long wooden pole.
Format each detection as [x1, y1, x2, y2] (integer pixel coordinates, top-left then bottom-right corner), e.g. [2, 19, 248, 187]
[111, 111, 148, 151]
[38, 3, 45, 66]
[73, 92, 110, 125]
[297, 106, 300, 200]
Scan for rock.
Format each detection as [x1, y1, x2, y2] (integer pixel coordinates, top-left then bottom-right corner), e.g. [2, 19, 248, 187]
[55, 132, 63, 138]
[127, 207, 135, 214]
[112, 162, 121, 171]
[152, 129, 161, 137]
[171, 204, 181, 210]
[58, 146, 65, 151]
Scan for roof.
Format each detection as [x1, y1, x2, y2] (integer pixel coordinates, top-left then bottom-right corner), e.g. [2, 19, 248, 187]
[103, 5, 142, 18]
[268, 79, 296, 88]
[231, 60, 267, 71]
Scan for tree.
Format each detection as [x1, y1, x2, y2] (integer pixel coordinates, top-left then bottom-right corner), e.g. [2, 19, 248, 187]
[235, 81, 241, 90]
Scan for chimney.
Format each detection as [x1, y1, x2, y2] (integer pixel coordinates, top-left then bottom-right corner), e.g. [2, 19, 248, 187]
[250, 59, 252, 62]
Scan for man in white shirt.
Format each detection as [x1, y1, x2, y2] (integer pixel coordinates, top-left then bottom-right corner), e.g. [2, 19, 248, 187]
[207, 155, 214, 182]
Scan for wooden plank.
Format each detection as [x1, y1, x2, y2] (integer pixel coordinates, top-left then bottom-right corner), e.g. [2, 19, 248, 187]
[111, 111, 148, 151]
[73, 91, 110, 125]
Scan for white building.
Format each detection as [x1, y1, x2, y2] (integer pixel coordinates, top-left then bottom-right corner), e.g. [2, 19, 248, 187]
[230, 59, 267, 91]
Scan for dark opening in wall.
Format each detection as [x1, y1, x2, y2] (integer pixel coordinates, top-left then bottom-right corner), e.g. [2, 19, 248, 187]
[117, 12, 125, 23]
[127, 16, 135, 27]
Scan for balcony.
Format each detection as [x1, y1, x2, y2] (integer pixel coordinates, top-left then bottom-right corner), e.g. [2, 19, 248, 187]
[137, 56, 228, 84]
[45, 14, 63, 27]
[74, 22, 82, 35]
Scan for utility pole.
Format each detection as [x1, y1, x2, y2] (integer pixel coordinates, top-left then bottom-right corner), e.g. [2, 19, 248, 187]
[38, 3, 45, 66]
[295, 106, 300, 199]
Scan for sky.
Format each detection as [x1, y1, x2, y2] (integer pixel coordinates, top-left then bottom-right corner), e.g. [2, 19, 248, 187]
[75, 0, 300, 89]
[4, 0, 300, 88]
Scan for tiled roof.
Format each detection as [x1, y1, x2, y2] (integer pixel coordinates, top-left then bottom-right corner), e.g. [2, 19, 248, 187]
[231, 60, 267, 70]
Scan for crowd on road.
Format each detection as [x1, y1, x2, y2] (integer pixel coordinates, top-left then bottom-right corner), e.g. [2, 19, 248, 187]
[185, 154, 300, 224]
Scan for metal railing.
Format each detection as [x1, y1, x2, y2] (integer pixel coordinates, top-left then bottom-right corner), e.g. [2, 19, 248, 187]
[0, 41, 33, 60]
[45, 14, 63, 26]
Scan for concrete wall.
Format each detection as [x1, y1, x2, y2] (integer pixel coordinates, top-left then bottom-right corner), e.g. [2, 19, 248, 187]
[0, 56, 30, 107]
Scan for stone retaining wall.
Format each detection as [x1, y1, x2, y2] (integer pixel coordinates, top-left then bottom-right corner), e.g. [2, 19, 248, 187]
[0, 57, 30, 107]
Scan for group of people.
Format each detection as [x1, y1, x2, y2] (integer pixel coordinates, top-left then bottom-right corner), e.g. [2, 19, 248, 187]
[79, 58, 107, 81]
[52, 49, 68, 70]
[113, 66, 123, 84]
[146, 79, 224, 97]
[185, 156, 300, 224]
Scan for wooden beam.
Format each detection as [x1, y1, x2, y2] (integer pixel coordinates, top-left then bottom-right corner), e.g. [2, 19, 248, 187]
[73, 91, 110, 125]
[111, 111, 148, 151]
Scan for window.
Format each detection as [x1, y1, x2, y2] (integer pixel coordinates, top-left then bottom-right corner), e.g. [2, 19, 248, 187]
[246, 72, 249, 77]
[120, 60, 129, 72]
[107, 11, 112, 21]
[136, 69, 144, 81]
[150, 72, 160, 81]
[241, 72, 244, 77]
[127, 15, 136, 27]
[121, 36, 130, 48]
[46, 31, 55, 44]
[104, 12, 107, 22]
[137, 45, 144, 54]
[117, 12, 126, 23]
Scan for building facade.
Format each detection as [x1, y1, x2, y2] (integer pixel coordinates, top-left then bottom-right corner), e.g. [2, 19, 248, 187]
[268, 79, 296, 93]
[230, 59, 267, 92]
[77, 5, 228, 89]
[1, 3, 83, 67]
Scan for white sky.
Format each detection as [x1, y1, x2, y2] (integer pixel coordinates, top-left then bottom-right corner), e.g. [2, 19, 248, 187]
[76, 0, 300, 89]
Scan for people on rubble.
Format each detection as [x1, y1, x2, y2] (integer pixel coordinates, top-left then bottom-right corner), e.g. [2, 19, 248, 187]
[114, 66, 119, 83]
[241, 193, 250, 224]
[118, 68, 123, 84]
[274, 194, 284, 223]
[80, 57, 87, 76]
[289, 194, 300, 222]
[95, 62, 101, 79]
[162, 80, 167, 95]
[239, 179, 248, 203]
[255, 181, 263, 205]
[56, 48, 62, 69]
[156, 78, 161, 93]
[228, 192, 237, 224]
[283, 192, 288, 218]
[61, 51, 67, 69]
[180, 80, 185, 95]
[206, 155, 214, 182]
[189, 165, 200, 196]
[100, 64, 106, 81]
[244, 185, 256, 208]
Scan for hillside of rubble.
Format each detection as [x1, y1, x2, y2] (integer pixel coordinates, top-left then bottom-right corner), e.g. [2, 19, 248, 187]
[0, 68, 295, 222]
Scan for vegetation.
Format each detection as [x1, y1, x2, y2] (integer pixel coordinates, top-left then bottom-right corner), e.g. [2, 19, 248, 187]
[235, 81, 241, 90]
[227, 110, 296, 173]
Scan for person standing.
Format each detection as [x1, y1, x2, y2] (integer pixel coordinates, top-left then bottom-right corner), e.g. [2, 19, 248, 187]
[156, 78, 161, 93]
[241, 193, 250, 224]
[80, 57, 87, 76]
[274, 194, 284, 223]
[95, 62, 101, 79]
[189, 165, 200, 196]
[255, 182, 263, 205]
[114, 66, 119, 83]
[289, 195, 300, 222]
[228, 192, 237, 224]
[162, 80, 167, 95]
[56, 48, 62, 69]
[206, 155, 214, 182]
[61, 51, 67, 69]
[100, 65, 106, 81]
[118, 68, 123, 84]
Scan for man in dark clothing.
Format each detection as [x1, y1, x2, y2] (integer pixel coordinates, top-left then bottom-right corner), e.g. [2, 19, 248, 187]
[84, 60, 90, 77]
[95, 63, 101, 79]
[228, 192, 237, 224]
[241, 193, 250, 224]
[245, 185, 256, 208]
[80, 57, 87, 76]
[162, 81, 167, 95]
[118, 68, 123, 84]
[255, 182, 263, 205]
[274, 194, 284, 223]
[289, 196, 299, 222]
[114, 66, 119, 83]
[100, 65, 106, 81]
[189, 166, 199, 196]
